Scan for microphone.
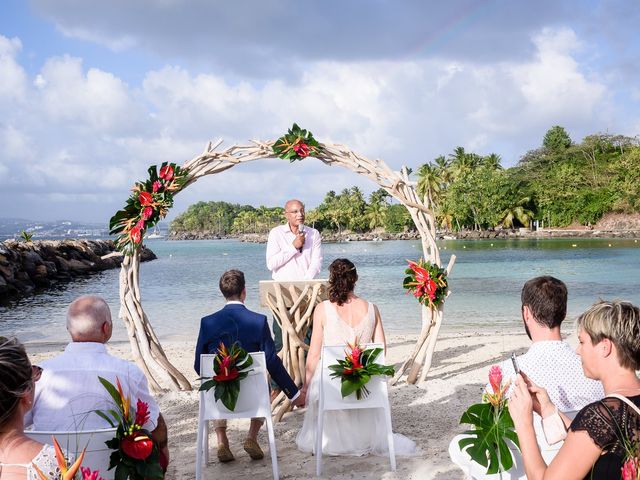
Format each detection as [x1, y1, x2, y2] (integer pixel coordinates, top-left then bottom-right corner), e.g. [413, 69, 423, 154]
[298, 224, 305, 252]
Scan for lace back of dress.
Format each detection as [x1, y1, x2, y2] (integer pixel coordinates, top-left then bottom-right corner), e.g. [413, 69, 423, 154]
[322, 300, 375, 345]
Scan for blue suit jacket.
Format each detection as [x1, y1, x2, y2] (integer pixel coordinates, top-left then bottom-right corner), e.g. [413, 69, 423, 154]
[194, 303, 298, 399]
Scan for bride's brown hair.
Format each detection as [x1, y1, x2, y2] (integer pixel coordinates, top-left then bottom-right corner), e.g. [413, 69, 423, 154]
[328, 258, 358, 306]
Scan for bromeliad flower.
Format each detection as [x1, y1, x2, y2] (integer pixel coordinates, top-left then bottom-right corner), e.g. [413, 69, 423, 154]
[142, 207, 153, 221]
[403, 258, 448, 308]
[200, 342, 253, 411]
[328, 341, 394, 400]
[135, 399, 150, 427]
[622, 456, 640, 480]
[33, 436, 85, 480]
[81, 467, 106, 480]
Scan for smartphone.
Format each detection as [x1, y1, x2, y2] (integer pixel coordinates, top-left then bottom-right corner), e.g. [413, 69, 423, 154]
[511, 352, 520, 375]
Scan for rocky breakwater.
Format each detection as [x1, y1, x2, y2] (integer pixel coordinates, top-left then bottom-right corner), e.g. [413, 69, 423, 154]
[0, 239, 156, 300]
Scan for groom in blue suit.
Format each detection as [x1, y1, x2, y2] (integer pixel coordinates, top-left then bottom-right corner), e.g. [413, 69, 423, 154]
[194, 269, 304, 463]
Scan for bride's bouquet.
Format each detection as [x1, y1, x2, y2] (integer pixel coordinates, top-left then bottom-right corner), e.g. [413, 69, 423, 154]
[328, 342, 395, 400]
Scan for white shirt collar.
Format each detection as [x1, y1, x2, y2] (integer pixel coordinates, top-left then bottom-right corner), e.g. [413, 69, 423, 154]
[226, 300, 244, 305]
[64, 342, 108, 353]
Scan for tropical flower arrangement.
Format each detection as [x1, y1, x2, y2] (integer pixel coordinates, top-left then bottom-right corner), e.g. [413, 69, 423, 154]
[402, 258, 448, 308]
[109, 162, 189, 255]
[199, 342, 253, 411]
[272, 123, 322, 161]
[623, 454, 640, 480]
[95, 376, 164, 479]
[328, 342, 395, 400]
[458, 365, 519, 474]
[32, 435, 86, 480]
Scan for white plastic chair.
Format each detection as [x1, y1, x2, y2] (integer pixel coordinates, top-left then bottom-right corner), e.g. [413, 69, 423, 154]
[316, 343, 396, 476]
[26, 428, 117, 479]
[196, 352, 278, 480]
[448, 410, 579, 479]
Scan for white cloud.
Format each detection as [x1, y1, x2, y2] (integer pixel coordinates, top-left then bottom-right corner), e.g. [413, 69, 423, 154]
[0, 35, 27, 102]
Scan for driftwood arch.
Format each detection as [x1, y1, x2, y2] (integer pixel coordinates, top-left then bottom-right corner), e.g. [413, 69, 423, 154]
[119, 138, 456, 393]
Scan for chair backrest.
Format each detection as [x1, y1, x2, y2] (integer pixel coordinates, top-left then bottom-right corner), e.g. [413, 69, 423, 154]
[199, 352, 270, 420]
[320, 343, 389, 411]
[26, 428, 117, 479]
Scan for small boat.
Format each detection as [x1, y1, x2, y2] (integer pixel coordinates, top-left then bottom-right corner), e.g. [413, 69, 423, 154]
[145, 226, 164, 239]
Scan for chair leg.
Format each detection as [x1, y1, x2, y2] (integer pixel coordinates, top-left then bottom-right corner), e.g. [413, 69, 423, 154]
[203, 420, 209, 464]
[265, 415, 279, 480]
[196, 420, 203, 480]
[384, 406, 396, 471]
[315, 409, 324, 477]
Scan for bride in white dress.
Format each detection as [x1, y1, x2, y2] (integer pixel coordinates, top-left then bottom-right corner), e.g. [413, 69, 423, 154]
[296, 259, 417, 456]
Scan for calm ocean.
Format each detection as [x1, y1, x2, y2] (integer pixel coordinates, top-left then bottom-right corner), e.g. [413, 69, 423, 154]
[2, 238, 639, 344]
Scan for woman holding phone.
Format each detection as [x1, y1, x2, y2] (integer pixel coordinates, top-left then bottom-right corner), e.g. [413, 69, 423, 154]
[509, 300, 640, 480]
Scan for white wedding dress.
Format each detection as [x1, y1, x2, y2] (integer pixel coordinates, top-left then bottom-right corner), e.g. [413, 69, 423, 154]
[296, 300, 417, 456]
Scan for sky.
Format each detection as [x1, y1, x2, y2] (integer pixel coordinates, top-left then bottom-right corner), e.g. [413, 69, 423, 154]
[1, 0, 639, 223]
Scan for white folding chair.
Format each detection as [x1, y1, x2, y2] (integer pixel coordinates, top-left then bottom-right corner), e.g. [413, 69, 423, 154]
[26, 428, 117, 479]
[316, 343, 396, 476]
[448, 410, 579, 479]
[196, 352, 278, 480]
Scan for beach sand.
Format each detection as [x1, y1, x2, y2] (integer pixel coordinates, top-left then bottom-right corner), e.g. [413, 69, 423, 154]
[26, 328, 545, 479]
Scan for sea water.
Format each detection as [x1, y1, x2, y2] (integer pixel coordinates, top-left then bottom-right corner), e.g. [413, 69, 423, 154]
[1, 238, 639, 344]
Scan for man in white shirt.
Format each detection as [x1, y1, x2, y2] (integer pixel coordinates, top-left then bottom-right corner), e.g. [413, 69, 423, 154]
[25, 295, 169, 468]
[498, 276, 603, 411]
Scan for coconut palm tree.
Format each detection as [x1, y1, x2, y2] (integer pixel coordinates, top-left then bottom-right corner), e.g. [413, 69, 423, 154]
[482, 153, 503, 170]
[364, 200, 387, 230]
[500, 197, 534, 228]
[416, 163, 442, 207]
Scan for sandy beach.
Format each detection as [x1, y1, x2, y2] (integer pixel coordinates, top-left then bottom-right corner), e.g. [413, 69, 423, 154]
[26, 328, 547, 479]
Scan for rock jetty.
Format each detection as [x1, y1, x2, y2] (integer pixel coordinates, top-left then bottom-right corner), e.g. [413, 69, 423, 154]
[0, 239, 156, 300]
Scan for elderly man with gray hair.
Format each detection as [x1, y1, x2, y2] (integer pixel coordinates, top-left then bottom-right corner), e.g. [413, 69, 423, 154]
[24, 295, 169, 467]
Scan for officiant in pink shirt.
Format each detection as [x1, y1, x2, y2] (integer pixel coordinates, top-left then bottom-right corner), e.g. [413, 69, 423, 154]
[265, 199, 322, 393]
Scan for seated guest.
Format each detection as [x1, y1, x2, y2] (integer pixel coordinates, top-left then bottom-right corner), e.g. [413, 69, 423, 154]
[495, 276, 603, 410]
[194, 269, 305, 463]
[0, 337, 74, 478]
[510, 300, 640, 479]
[24, 295, 169, 467]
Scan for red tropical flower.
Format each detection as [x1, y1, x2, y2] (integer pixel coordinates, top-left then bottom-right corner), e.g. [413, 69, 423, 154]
[121, 431, 154, 460]
[488, 365, 502, 395]
[141, 207, 153, 221]
[343, 342, 364, 374]
[129, 226, 142, 244]
[159, 165, 174, 182]
[213, 353, 240, 381]
[138, 191, 153, 206]
[292, 141, 310, 157]
[152, 180, 162, 193]
[622, 456, 639, 480]
[81, 467, 106, 480]
[134, 399, 150, 427]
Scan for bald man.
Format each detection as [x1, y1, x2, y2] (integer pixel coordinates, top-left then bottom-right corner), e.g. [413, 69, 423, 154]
[25, 295, 169, 467]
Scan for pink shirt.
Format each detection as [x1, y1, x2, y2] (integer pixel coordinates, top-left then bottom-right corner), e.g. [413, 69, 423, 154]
[266, 224, 322, 280]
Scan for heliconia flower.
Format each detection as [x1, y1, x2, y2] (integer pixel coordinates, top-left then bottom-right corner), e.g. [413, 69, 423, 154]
[138, 191, 153, 206]
[152, 180, 162, 193]
[622, 456, 639, 480]
[141, 206, 153, 221]
[159, 165, 174, 182]
[121, 431, 154, 460]
[213, 342, 241, 381]
[135, 399, 150, 427]
[116, 377, 131, 423]
[81, 467, 106, 480]
[292, 141, 310, 157]
[33, 436, 86, 480]
[488, 365, 502, 395]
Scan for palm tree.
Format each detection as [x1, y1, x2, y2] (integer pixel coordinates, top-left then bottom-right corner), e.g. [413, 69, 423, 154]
[500, 197, 534, 228]
[449, 147, 479, 179]
[434, 155, 452, 185]
[482, 153, 503, 170]
[416, 163, 442, 207]
[364, 201, 387, 230]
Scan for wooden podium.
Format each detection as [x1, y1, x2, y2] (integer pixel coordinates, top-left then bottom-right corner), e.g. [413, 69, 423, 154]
[259, 279, 328, 421]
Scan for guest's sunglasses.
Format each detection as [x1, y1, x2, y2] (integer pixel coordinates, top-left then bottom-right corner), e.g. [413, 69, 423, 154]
[32, 365, 43, 382]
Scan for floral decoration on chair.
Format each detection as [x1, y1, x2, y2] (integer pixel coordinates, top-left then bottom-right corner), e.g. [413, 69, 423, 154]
[402, 258, 448, 308]
[272, 123, 322, 161]
[623, 455, 640, 480]
[458, 365, 519, 475]
[32, 435, 86, 480]
[328, 342, 395, 400]
[199, 342, 253, 411]
[109, 162, 189, 254]
[95, 376, 164, 479]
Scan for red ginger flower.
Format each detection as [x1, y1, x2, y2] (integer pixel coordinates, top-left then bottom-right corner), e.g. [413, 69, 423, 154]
[159, 165, 174, 182]
[292, 141, 310, 157]
[121, 431, 154, 460]
[213, 343, 240, 381]
[81, 467, 106, 480]
[142, 206, 153, 221]
[152, 180, 162, 193]
[488, 365, 502, 395]
[622, 457, 639, 480]
[344, 342, 363, 374]
[135, 399, 150, 427]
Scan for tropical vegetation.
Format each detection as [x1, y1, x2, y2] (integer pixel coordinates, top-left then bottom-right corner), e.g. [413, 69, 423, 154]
[170, 127, 640, 235]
